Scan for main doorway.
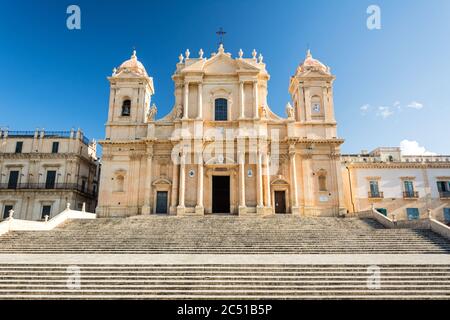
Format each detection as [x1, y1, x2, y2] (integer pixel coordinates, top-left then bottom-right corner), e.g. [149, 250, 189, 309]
[155, 191, 168, 214]
[212, 176, 230, 213]
[274, 191, 286, 214]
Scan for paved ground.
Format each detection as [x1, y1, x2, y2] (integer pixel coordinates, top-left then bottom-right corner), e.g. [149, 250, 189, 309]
[1, 254, 449, 265]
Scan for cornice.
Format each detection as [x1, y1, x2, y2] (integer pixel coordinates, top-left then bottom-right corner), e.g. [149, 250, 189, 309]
[344, 162, 450, 169]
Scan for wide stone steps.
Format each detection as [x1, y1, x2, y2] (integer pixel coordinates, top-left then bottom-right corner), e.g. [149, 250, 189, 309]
[1, 216, 449, 254]
[0, 264, 448, 299]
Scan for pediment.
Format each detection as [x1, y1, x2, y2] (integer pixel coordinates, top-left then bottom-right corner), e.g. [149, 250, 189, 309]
[182, 52, 260, 75]
[203, 54, 238, 74]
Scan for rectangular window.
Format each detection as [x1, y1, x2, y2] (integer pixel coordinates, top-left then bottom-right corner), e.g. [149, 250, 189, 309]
[403, 180, 416, 197]
[444, 208, 450, 223]
[15, 141, 23, 153]
[41, 205, 51, 220]
[7, 171, 19, 189]
[3, 205, 13, 219]
[214, 98, 228, 121]
[369, 180, 380, 197]
[437, 181, 450, 198]
[51, 142, 59, 153]
[406, 208, 420, 220]
[45, 171, 56, 189]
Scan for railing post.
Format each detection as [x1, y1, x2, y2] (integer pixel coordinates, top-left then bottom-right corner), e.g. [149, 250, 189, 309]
[427, 209, 433, 219]
[8, 209, 14, 220]
[44, 215, 49, 222]
[66, 203, 71, 211]
[82, 202, 86, 212]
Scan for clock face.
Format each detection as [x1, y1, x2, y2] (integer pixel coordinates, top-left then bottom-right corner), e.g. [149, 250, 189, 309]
[312, 103, 321, 113]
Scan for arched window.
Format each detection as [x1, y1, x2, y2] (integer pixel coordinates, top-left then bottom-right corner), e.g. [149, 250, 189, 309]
[214, 98, 228, 121]
[121, 99, 131, 116]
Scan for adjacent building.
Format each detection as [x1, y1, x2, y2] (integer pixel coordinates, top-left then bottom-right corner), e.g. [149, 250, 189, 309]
[0, 129, 100, 220]
[342, 148, 450, 222]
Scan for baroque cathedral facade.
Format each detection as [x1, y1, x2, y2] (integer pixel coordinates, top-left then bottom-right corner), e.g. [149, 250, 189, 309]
[97, 45, 347, 217]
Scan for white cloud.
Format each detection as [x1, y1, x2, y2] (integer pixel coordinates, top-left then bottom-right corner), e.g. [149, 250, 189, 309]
[377, 106, 394, 119]
[407, 101, 424, 109]
[400, 139, 437, 156]
[360, 104, 370, 115]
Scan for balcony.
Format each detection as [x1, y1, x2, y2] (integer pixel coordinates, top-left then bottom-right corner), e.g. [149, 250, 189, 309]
[403, 191, 419, 199]
[368, 191, 384, 199]
[439, 191, 450, 199]
[0, 183, 96, 198]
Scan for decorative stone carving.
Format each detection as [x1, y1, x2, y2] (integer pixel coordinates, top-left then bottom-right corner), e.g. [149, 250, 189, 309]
[260, 105, 268, 119]
[286, 102, 295, 119]
[174, 104, 183, 120]
[146, 104, 157, 122]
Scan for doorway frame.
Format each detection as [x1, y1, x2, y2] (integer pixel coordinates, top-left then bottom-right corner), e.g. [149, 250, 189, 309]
[211, 175, 231, 214]
[152, 178, 172, 214]
[271, 178, 290, 214]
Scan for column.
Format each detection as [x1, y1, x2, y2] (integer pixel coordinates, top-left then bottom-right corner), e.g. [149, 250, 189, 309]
[239, 81, 245, 119]
[178, 153, 186, 208]
[196, 158, 204, 210]
[304, 87, 311, 121]
[253, 80, 259, 119]
[239, 152, 246, 208]
[257, 152, 264, 208]
[197, 83, 203, 119]
[142, 153, 153, 214]
[264, 154, 271, 208]
[170, 162, 179, 214]
[290, 151, 299, 209]
[322, 86, 330, 122]
[183, 82, 189, 119]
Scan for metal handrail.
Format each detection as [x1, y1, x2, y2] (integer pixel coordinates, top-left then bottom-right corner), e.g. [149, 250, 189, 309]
[368, 191, 384, 198]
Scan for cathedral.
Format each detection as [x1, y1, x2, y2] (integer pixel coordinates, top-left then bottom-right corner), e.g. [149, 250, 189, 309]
[97, 45, 347, 217]
[96, 45, 450, 222]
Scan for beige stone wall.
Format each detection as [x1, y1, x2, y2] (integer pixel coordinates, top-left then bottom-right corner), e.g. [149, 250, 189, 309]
[0, 129, 99, 220]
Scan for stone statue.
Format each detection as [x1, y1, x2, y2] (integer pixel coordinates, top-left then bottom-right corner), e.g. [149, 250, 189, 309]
[147, 103, 157, 122]
[286, 102, 295, 119]
[260, 105, 268, 119]
[174, 104, 183, 120]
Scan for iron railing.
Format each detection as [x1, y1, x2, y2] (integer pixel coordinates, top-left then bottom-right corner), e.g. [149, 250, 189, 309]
[403, 191, 419, 199]
[439, 191, 450, 199]
[1, 130, 90, 146]
[0, 183, 96, 197]
[368, 191, 384, 198]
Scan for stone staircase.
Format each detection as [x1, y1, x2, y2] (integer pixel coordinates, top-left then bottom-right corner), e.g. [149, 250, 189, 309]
[0, 216, 449, 254]
[0, 216, 449, 299]
[0, 264, 448, 299]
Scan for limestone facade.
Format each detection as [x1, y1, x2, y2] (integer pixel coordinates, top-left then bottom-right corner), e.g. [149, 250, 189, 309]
[97, 47, 346, 217]
[0, 129, 99, 220]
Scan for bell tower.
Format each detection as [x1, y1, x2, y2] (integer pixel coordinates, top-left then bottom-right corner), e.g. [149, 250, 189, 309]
[105, 50, 154, 141]
[289, 50, 337, 139]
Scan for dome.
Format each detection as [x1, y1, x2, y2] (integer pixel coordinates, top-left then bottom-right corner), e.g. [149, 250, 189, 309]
[297, 50, 330, 74]
[116, 50, 148, 76]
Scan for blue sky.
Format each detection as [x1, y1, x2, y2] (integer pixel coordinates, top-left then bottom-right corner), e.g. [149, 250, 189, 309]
[0, 0, 449, 154]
